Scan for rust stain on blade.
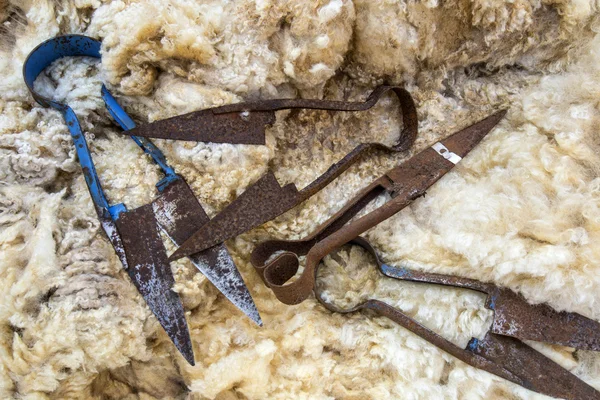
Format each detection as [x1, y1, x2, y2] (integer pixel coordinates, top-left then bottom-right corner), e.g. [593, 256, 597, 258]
[124, 109, 274, 144]
[250, 110, 507, 305]
[169, 86, 419, 261]
[468, 333, 600, 399]
[168, 172, 300, 262]
[153, 178, 262, 325]
[115, 203, 195, 365]
[488, 288, 600, 350]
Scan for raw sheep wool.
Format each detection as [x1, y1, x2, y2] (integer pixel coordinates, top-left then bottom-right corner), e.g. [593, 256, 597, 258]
[1, 0, 600, 399]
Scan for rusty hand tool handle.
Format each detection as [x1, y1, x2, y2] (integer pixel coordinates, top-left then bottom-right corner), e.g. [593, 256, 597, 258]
[313, 289, 527, 388]
[261, 191, 417, 305]
[380, 266, 495, 293]
[169, 86, 419, 260]
[347, 236, 495, 293]
[213, 85, 413, 114]
[298, 87, 418, 199]
[251, 177, 390, 281]
[358, 300, 528, 387]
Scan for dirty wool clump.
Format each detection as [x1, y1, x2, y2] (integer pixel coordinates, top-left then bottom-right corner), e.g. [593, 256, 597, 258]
[1, 0, 600, 399]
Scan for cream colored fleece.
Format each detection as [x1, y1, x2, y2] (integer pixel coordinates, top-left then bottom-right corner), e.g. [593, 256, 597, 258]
[1, 0, 600, 399]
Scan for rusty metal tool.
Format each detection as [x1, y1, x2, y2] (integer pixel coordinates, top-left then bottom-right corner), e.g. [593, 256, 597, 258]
[315, 239, 600, 400]
[251, 110, 507, 305]
[250, 111, 600, 398]
[23, 35, 261, 365]
[101, 86, 261, 327]
[124, 83, 416, 145]
[23, 35, 194, 365]
[168, 85, 419, 262]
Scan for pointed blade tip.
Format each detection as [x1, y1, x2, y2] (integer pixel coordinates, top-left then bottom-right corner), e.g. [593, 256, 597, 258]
[165, 321, 195, 367]
[173, 334, 195, 366]
[184, 352, 196, 366]
[492, 108, 508, 121]
[175, 343, 196, 367]
[251, 313, 263, 327]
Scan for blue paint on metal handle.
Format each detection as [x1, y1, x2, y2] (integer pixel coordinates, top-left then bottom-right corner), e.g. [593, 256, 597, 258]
[23, 34, 180, 222]
[380, 264, 413, 279]
[467, 337, 480, 352]
[61, 106, 111, 212]
[100, 86, 179, 192]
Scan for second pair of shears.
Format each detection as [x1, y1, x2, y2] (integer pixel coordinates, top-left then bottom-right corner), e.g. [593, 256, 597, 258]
[250, 111, 600, 399]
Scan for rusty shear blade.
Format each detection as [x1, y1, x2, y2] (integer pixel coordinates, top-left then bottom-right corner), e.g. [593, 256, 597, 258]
[468, 332, 599, 399]
[314, 238, 600, 398]
[115, 204, 195, 365]
[359, 300, 599, 400]
[169, 86, 419, 261]
[152, 178, 262, 325]
[123, 85, 414, 144]
[251, 110, 506, 305]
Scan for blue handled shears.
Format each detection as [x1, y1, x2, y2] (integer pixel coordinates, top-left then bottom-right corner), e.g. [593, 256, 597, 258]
[23, 35, 261, 365]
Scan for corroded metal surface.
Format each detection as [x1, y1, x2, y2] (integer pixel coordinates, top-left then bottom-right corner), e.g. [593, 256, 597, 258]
[153, 178, 262, 325]
[250, 109, 600, 398]
[488, 287, 600, 350]
[125, 85, 416, 145]
[251, 111, 506, 305]
[469, 333, 600, 399]
[115, 204, 195, 365]
[124, 108, 275, 144]
[169, 86, 419, 261]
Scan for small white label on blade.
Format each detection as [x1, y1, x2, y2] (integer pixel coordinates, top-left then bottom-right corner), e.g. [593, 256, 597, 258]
[432, 142, 462, 164]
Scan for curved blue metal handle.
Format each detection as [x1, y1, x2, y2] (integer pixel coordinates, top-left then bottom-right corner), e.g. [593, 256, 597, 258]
[23, 35, 178, 220]
[100, 87, 178, 192]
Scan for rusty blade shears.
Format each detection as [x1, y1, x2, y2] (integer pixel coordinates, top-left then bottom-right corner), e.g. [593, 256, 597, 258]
[23, 35, 262, 365]
[250, 112, 600, 399]
[166, 85, 419, 262]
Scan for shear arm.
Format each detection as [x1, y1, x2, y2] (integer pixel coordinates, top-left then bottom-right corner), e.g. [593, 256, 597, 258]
[359, 300, 599, 400]
[251, 176, 391, 274]
[298, 87, 418, 199]
[212, 85, 402, 114]
[100, 86, 179, 192]
[360, 300, 528, 388]
[24, 36, 112, 215]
